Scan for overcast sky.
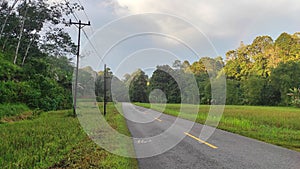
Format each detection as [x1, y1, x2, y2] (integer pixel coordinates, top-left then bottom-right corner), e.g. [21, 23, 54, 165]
[51, 0, 300, 78]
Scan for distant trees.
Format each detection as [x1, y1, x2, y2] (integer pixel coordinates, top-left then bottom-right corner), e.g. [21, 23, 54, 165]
[149, 65, 180, 103]
[129, 69, 148, 103]
[223, 32, 300, 106]
[95, 67, 112, 102]
[242, 75, 266, 105]
[270, 61, 300, 105]
[123, 32, 300, 107]
[94, 68, 149, 103]
[188, 57, 224, 104]
[91, 32, 300, 107]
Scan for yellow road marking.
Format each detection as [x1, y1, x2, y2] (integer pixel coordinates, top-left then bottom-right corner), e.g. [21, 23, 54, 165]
[184, 132, 218, 149]
[155, 118, 162, 122]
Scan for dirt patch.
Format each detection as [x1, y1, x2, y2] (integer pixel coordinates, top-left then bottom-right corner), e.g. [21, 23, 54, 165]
[0, 111, 33, 123]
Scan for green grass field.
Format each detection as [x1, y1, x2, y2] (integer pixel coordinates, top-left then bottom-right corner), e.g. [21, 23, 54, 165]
[0, 103, 137, 169]
[135, 103, 300, 152]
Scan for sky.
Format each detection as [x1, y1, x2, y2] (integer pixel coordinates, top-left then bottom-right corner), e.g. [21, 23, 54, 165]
[50, 0, 300, 79]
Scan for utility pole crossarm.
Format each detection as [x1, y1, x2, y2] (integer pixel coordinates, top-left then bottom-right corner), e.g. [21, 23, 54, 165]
[69, 20, 91, 26]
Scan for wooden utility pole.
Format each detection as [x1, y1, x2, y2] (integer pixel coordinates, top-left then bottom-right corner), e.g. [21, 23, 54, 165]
[70, 20, 90, 116]
[103, 64, 107, 116]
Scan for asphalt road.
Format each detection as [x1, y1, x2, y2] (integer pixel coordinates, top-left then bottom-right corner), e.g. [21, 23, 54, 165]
[122, 103, 300, 169]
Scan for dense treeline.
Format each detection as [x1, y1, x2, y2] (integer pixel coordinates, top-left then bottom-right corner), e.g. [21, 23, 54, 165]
[0, 0, 81, 111]
[95, 32, 300, 107]
[222, 33, 300, 106]
[1, 0, 299, 110]
[184, 33, 300, 106]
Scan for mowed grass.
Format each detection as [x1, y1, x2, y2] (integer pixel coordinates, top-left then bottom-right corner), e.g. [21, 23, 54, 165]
[0, 103, 137, 169]
[135, 103, 300, 152]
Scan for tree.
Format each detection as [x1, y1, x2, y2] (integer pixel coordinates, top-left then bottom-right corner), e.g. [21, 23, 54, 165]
[270, 61, 300, 105]
[0, 0, 80, 111]
[189, 58, 206, 75]
[242, 75, 266, 105]
[249, 36, 274, 77]
[0, 0, 79, 64]
[149, 65, 181, 103]
[129, 69, 148, 103]
[95, 67, 112, 101]
[111, 76, 128, 102]
[275, 32, 293, 63]
[226, 79, 243, 105]
[195, 72, 210, 104]
[0, 0, 19, 40]
[287, 87, 300, 107]
[14, 0, 29, 64]
[224, 42, 252, 80]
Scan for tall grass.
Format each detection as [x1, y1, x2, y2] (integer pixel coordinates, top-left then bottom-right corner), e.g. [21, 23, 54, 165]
[0, 103, 138, 169]
[0, 104, 29, 118]
[136, 103, 300, 152]
[52, 103, 138, 169]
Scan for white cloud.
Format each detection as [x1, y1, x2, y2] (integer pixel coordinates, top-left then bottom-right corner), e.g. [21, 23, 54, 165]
[115, 0, 300, 38]
[46, 0, 300, 74]
[105, 0, 300, 59]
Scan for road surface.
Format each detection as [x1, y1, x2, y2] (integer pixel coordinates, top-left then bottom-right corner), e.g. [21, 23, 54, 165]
[122, 103, 300, 169]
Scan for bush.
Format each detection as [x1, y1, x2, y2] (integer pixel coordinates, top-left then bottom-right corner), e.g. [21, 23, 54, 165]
[0, 54, 22, 81]
[0, 79, 72, 111]
[288, 88, 300, 108]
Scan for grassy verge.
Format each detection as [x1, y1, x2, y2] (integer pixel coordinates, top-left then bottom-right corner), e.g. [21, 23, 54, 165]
[0, 103, 137, 169]
[0, 103, 30, 119]
[135, 103, 300, 152]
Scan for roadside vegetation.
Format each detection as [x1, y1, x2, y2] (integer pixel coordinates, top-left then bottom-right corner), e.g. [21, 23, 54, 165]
[0, 103, 29, 119]
[135, 103, 300, 152]
[0, 103, 137, 169]
[0, 1, 80, 112]
[1, 0, 300, 167]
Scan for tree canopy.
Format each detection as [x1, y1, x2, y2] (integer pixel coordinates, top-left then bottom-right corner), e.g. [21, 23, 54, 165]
[0, 0, 81, 111]
[123, 32, 300, 107]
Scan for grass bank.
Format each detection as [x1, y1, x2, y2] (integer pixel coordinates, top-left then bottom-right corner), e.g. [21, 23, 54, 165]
[135, 103, 300, 152]
[0, 103, 29, 119]
[0, 103, 137, 169]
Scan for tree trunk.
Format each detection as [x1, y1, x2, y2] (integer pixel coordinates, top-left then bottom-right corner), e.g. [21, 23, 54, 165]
[0, 0, 19, 40]
[14, 0, 28, 65]
[22, 35, 35, 66]
[2, 37, 7, 51]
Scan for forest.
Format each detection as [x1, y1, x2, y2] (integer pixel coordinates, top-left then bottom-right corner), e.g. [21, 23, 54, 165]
[0, 0, 80, 114]
[1, 0, 300, 117]
[95, 33, 300, 107]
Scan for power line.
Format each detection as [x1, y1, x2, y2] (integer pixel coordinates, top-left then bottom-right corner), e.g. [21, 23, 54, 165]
[64, 0, 102, 63]
[64, 0, 79, 22]
[76, 0, 95, 33]
[82, 29, 105, 64]
[76, 0, 89, 21]
[67, 1, 106, 115]
[64, 0, 105, 68]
